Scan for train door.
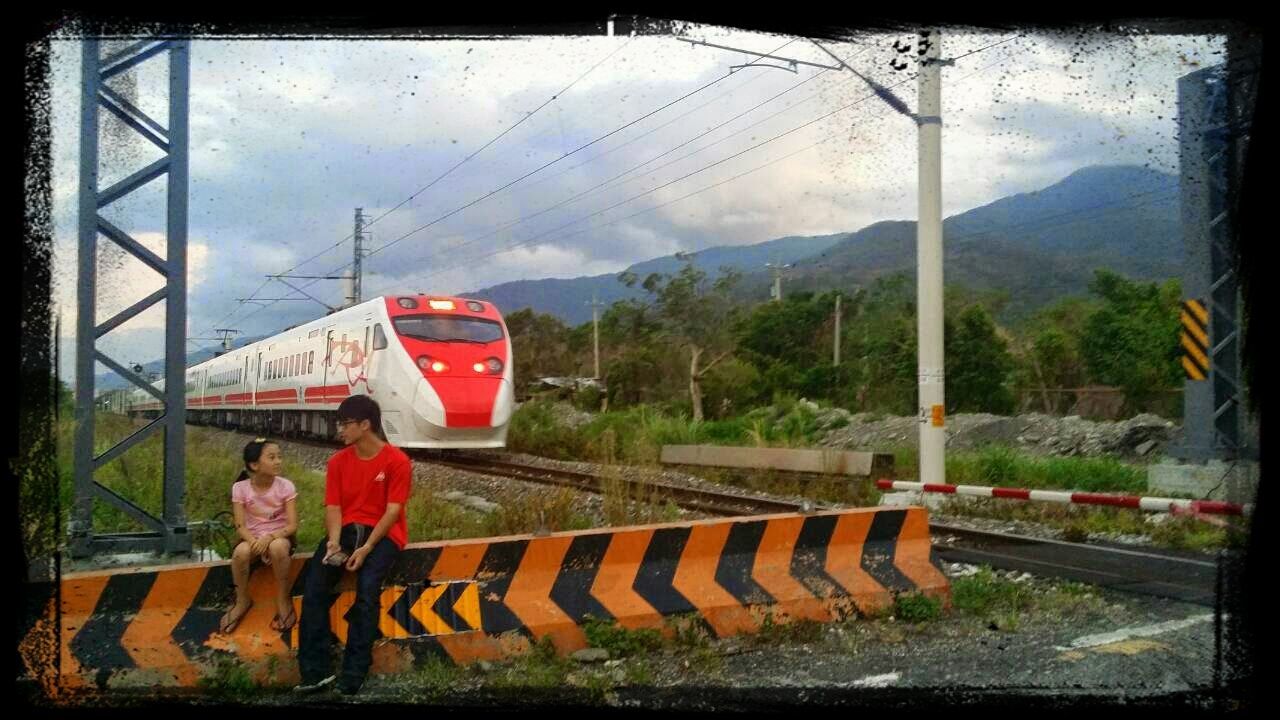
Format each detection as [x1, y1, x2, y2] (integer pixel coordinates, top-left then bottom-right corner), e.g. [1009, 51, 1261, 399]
[324, 329, 341, 393]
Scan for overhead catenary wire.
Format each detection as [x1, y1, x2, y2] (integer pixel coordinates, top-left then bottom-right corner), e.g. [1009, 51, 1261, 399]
[370, 67, 923, 293]
[368, 40, 1080, 291]
[445, 60, 845, 254]
[198, 37, 636, 346]
[235, 36, 1050, 338]
[521, 38, 800, 191]
[366, 60, 917, 282]
[241, 39, 828, 324]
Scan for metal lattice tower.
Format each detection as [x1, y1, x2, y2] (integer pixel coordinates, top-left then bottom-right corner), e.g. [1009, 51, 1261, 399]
[1174, 54, 1259, 464]
[70, 38, 191, 558]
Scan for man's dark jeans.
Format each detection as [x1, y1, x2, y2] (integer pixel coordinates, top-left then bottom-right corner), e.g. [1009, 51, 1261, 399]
[297, 523, 401, 686]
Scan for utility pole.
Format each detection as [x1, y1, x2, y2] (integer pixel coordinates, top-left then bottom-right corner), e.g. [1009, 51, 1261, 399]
[833, 294, 841, 366]
[681, 34, 941, 479]
[916, 29, 946, 486]
[766, 262, 790, 302]
[587, 295, 605, 379]
[352, 207, 366, 305]
[213, 328, 240, 353]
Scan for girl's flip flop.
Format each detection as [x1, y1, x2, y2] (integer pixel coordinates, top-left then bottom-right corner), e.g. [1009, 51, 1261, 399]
[219, 601, 253, 634]
[271, 609, 297, 632]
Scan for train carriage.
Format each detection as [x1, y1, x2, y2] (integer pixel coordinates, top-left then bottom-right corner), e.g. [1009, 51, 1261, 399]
[125, 295, 514, 448]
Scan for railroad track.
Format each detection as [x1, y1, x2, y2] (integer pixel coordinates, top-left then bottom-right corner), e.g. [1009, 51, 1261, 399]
[198, 432, 1222, 606]
[435, 454, 1221, 606]
[429, 454, 809, 517]
[929, 523, 1220, 606]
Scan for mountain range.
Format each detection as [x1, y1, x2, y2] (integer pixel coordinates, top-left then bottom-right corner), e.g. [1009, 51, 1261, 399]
[96, 164, 1180, 391]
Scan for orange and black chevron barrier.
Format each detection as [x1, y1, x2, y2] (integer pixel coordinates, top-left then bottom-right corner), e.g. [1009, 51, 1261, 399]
[20, 506, 948, 693]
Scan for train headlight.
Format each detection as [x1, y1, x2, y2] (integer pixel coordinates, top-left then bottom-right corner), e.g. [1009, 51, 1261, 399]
[397, 297, 419, 309]
[466, 301, 484, 312]
[472, 362, 485, 373]
[428, 299, 455, 310]
[417, 356, 449, 373]
[485, 357, 503, 373]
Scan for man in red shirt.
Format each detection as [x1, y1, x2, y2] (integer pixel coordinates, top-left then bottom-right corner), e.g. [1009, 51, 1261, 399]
[295, 395, 411, 696]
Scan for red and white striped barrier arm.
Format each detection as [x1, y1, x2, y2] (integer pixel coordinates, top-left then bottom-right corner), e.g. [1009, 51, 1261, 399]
[875, 479, 1252, 517]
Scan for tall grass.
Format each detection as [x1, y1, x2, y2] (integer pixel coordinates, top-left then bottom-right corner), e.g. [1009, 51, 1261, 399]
[508, 399, 829, 466]
[52, 413, 330, 554]
[943, 446, 1146, 493]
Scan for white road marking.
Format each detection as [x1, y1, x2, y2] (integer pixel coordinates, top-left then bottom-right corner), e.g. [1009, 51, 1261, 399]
[851, 672, 900, 687]
[1056, 613, 1219, 651]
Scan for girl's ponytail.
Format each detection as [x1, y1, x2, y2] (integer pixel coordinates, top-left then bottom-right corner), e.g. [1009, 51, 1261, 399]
[235, 469, 251, 483]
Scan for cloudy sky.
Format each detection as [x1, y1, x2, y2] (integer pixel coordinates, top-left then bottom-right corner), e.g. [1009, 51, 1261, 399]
[42, 23, 1224, 384]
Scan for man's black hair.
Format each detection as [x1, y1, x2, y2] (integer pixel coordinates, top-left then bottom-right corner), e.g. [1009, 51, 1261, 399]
[336, 394, 384, 437]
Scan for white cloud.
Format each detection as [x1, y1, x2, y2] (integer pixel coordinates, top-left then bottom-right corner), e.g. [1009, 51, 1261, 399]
[41, 28, 1228, 371]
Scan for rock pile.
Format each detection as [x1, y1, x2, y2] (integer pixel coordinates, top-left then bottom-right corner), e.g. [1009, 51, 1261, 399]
[815, 405, 1178, 461]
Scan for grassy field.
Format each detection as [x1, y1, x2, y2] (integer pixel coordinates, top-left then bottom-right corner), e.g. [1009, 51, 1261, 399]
[32, 404, 1238, 558]
[40, 412, 682, 557]
[507, 400, 1241, 551]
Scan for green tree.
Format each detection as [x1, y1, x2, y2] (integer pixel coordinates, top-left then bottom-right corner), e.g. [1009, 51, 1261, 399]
[945, 304, 1016, 414]
[1080, 270, 1182, 411]
[733, 291, 847, 403]
[841, 274, 917, 414]
[626, 260, 740, 421]
[504, 308, 573, 393]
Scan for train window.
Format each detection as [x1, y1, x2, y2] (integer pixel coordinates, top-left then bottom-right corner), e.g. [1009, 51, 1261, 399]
[293, 353, 299, 375]
[308, 351, 314, 374]
[372, 323, 387, 350]
[393, 315, 504, 343]
[296, 353, 301, 375]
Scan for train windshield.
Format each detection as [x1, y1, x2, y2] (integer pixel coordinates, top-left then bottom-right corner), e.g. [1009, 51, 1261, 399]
[392, 314, 504, 344]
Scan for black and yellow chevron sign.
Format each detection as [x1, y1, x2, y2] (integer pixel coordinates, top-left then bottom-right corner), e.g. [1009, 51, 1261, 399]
[1180, 298, 1209, 381]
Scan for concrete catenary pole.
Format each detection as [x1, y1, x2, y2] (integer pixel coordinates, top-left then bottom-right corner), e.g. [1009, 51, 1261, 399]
[353, 208, 365, 304]
[833, 294, 841, 366]
[916, 29, 946, 485]
[588, 295, 605, 379]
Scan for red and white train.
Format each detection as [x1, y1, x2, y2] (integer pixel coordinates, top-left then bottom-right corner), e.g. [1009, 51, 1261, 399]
[124, 294, 514, 448]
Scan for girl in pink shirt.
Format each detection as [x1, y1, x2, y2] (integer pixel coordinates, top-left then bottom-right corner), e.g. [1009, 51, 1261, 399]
[221, 438, 299, 634]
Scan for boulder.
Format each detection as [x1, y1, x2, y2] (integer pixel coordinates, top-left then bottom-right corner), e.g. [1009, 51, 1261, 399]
[571, 648, 610, 663]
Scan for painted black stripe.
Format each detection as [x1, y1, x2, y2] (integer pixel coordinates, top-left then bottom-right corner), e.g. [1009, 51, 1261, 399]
[475, 541, 530, 637]
[387, 583, 430, 636]
[18, 581, 58, 680]
[171, 565, 234, 662]
[389, 545, 443, 585]
[860, 510, 917, 593]
[549, 534, 614, 624]
[1182, 331, 1210, 357]
[714, 520, 773, 607]
[290, 539, 329, 600]
[400, 636, 452, 666]
[69, 572, 157, 676]
[430, 582, 476, 632]
[631, 527, 697, 616]
[791, 515, 848, 602]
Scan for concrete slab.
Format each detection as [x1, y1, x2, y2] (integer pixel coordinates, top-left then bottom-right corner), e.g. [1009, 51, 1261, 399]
[661, 445, 893, 476]
[1147, 459, 1259, 503]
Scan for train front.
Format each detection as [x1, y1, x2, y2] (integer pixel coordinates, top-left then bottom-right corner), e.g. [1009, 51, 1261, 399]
[384, 295, 514, 448]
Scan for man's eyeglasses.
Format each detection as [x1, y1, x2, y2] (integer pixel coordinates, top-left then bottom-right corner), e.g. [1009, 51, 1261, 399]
[336, 419, 360, 428]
